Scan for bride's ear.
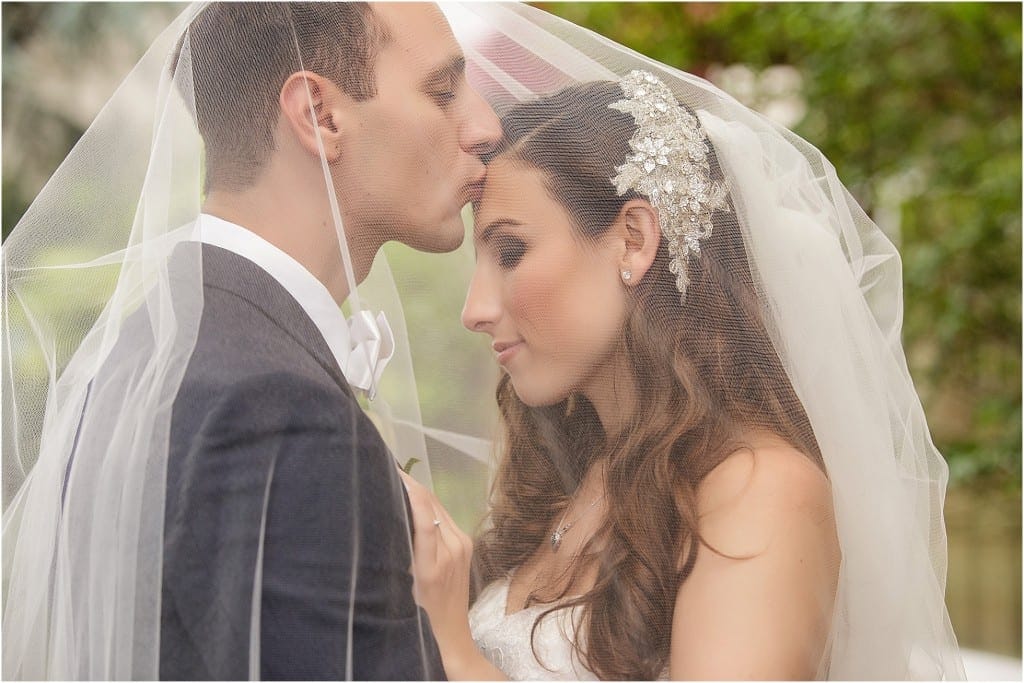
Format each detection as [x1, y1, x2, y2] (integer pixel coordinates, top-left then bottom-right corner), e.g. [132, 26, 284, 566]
[615, 199, 661, 286]
[279, 71, 347, 163]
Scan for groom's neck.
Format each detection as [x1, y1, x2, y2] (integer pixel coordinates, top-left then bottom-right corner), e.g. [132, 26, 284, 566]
[202, 183, 368, 306]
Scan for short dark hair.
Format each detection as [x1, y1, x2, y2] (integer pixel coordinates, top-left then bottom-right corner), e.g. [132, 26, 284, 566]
[173, 2, 389, 191]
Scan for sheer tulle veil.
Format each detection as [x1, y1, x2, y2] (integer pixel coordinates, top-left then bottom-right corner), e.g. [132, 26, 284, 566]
[407, 3, 964, 678]
[2, 3, 436, 677]
[1, 2, 963, 679]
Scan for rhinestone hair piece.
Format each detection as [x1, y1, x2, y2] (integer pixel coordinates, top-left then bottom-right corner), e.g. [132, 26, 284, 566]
[610, 70, 730, 303]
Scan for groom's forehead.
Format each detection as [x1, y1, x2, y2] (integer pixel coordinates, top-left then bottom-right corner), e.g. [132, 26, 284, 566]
[370, 2, 460, 69]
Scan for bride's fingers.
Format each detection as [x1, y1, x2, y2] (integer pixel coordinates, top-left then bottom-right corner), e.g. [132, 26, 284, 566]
[425, 499, 460, 565]
[396, 468, 471, 580]
[433, 515, 455, 565]
[398, 469, 440, 566]
[433, 497, 472, 562]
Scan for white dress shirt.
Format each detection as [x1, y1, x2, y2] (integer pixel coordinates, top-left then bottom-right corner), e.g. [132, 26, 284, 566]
[192, 213, 393, 396]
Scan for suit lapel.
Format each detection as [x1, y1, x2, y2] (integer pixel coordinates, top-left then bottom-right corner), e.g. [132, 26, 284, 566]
[197, 245, 355, 399]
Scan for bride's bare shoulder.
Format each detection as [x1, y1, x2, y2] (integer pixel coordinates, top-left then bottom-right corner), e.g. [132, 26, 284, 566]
[694, 433, 835, 556]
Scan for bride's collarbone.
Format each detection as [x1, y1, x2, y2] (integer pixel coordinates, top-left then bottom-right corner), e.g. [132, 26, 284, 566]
[505, 464, 610, 613]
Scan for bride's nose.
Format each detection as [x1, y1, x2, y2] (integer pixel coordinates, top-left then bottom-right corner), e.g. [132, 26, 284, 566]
[461, 266, 501, 334]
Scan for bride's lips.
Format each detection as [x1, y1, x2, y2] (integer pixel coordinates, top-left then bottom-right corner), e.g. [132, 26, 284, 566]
[492, 340, 523, 365]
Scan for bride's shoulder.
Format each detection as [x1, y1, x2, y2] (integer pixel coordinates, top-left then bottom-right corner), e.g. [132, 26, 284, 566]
[692, 433, 835, 557]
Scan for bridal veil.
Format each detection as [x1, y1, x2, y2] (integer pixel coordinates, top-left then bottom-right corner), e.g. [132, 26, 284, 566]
[2, 2, 964, 679]
[3, 3, 437, 677]
[415, 3, 965, 678]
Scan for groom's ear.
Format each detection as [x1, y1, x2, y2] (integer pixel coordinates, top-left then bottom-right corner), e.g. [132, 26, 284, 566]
[615, 199, 661, 286]
[279, 71, 348, 163]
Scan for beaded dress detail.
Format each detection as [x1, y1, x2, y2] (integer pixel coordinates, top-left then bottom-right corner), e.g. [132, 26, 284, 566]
[468, 578, 597, 681]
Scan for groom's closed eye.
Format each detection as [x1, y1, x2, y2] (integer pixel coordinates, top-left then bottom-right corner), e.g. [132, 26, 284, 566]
[423, 56, 466, 109]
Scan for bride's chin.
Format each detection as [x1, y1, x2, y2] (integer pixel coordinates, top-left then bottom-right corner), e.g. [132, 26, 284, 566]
[509, 379, 570, 409]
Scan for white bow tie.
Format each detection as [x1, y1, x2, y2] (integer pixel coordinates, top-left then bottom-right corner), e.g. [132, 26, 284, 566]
[344, 310, 395, 400]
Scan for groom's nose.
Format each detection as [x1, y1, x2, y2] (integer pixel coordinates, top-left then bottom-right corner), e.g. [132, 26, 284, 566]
[459, 87, 502, 158]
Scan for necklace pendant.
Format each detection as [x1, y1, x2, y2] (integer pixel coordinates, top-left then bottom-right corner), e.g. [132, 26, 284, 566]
[550, 530, 563, 552]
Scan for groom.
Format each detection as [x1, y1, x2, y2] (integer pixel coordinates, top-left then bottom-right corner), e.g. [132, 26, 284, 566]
[160, 3, 500, 679]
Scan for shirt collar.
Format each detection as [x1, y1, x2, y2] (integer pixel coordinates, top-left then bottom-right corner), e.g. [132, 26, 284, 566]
[192, 213, 393, 397]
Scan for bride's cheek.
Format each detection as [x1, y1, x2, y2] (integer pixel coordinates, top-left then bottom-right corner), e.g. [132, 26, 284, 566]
[515, 271, 575, 346]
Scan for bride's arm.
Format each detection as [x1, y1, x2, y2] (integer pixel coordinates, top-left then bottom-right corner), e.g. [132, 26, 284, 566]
[399, 470, 509, 681]
[668, 444, 840, 680]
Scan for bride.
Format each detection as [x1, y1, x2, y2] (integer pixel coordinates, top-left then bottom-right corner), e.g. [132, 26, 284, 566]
[401, 68, 964, 680]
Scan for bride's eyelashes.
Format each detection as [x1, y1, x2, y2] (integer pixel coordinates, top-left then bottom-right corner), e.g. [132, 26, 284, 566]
[494, 235, 527, 269]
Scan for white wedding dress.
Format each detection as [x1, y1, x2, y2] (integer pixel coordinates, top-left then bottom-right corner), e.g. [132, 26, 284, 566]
[469, 577, 598, 680]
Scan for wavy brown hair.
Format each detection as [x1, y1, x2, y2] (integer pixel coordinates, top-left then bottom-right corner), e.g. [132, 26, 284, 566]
[471, 81, 825, 679]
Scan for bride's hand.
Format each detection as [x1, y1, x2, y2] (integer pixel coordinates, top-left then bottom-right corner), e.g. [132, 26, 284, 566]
[397, 470, 476, 658]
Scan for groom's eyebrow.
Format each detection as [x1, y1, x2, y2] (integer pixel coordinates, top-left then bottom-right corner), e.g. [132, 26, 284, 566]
[422, 55, 465, 90]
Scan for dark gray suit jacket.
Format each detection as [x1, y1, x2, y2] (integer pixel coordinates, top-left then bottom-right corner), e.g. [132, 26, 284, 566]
[158, 245, 443, 680]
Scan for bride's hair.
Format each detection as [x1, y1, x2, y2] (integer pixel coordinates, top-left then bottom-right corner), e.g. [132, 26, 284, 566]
[472, 81, 824, 680]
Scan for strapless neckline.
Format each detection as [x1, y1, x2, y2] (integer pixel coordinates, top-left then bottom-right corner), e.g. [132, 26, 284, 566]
[501, 573, 585, 617]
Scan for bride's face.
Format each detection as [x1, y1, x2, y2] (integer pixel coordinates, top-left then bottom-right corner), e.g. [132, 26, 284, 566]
[463, 158, 627, 407]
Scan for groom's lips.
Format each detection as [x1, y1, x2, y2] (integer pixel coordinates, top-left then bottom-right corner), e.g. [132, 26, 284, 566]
[462, 176, 485, 205]
[463, 179, 485, 205]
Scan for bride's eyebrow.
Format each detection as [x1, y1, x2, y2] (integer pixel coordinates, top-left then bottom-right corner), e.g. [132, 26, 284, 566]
[477, 218, 523, 244]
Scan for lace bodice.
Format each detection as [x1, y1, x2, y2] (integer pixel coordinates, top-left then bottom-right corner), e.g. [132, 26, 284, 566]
[468, 578, 598, 680]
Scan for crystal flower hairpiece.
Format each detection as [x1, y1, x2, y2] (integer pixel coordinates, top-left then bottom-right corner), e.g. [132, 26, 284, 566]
[610, 70, 730, 303]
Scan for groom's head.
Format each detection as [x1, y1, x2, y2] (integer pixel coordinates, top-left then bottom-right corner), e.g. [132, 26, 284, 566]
[179, 2, 500, 253]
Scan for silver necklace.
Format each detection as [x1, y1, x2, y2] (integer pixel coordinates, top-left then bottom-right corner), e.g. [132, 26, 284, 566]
[550, 493, 604, 552]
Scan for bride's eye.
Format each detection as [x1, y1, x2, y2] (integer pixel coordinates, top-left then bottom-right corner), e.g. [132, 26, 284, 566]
[495, 236, 527, 269]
